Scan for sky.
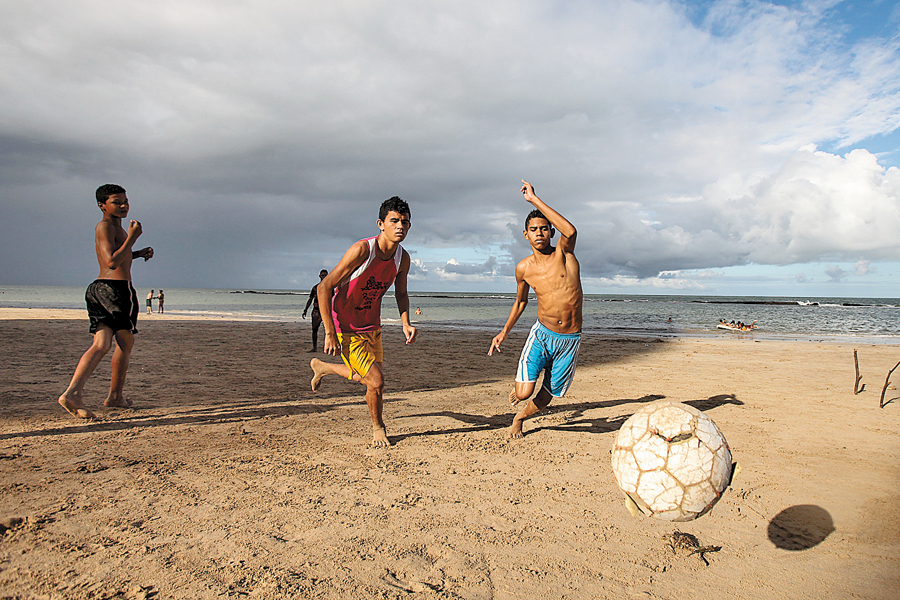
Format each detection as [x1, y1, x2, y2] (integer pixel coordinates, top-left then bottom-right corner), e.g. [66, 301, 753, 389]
[1, 0, 899, 297]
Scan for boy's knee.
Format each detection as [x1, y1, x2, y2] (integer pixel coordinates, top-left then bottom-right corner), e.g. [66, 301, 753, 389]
[363, 367, 384, 391]
[91, 331, 115, 353]
[514, 382, 535, 401]
[94, 339, 114, 353]
[366, 377, 384, 394]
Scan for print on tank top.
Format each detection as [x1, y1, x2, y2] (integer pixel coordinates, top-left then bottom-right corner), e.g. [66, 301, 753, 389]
[356, 276, 391, 312]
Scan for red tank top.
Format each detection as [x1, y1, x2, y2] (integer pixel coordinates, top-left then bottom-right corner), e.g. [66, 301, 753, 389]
[331, 236, 403, 333]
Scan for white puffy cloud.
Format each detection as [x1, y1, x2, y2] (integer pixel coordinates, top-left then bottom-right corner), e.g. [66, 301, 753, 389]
[540, 145, 899, 282]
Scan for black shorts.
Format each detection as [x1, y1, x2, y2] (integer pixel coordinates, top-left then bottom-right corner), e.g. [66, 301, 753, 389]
[85, 280, 139, 334]
[311, 309, 322, 328]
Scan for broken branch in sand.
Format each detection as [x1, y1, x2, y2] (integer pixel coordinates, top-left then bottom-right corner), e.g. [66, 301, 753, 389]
[854, 349, 865, 394]
[879, 360, 900, 408]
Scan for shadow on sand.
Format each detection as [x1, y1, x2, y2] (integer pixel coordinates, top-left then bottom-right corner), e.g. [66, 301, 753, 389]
[393, 392, 744, 442]
[768, 505, 835, 550]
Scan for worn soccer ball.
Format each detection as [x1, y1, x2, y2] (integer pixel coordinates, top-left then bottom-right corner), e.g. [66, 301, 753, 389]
[611, 400, 733, 522]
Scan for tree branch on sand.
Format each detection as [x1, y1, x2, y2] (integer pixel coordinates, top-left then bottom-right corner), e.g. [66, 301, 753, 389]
[854, 350, 865, 394]
[879, 361, 900, 408]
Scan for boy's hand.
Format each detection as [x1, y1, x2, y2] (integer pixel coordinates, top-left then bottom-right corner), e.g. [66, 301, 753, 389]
[323, 332, 338, 356]
[128, 220, 143, 238]
[521, 180, 536, 202]
[138, 247, 154, 261]
[488, 332, 506, 356]
[403, 323, 418, 345]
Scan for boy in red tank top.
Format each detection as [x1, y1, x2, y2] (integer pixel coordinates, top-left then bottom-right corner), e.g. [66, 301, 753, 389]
[310, 197, 417, 447]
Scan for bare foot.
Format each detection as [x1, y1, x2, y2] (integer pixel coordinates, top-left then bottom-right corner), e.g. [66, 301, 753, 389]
[509, 389, 522, 407]
[507, 420, 525, 439]
[58, 393, 97, 420]
[104, 397, 133, 408]
[372, 427, 392, 448]
[310, 358, 326, 392]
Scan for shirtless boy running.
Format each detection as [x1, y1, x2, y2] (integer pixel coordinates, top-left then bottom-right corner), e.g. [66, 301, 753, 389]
[488, 180, 583, 438]
[310, 197, 418, 447]
[58, 184, 154, 419]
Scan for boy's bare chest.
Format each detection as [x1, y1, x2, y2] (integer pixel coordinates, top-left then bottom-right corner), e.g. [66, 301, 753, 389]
[524, 256, 577, 291]
[112, 228, 128, 249]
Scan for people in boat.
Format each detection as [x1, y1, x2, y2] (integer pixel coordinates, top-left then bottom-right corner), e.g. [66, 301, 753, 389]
[718, 319, 758, 331]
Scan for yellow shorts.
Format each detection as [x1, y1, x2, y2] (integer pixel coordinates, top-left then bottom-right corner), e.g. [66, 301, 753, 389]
[336, 329, 383, 379]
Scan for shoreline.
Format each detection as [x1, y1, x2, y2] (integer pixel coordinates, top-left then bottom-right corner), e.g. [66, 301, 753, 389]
[3, 307, 898, 345]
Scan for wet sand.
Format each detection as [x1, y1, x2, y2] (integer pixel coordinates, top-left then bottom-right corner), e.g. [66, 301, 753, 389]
[0, 308, 898, 599]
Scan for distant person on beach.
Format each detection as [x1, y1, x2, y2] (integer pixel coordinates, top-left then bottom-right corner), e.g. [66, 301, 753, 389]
[302, 269, 329, 352]
[146, 290, 155, 314]
[58, 184, 154, 419]
[488, 180, 583, 439]
[157, 290, 164, 313]
[309, 197, 417, 447]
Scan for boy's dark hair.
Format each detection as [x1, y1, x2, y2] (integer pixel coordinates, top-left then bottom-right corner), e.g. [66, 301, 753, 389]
[379, 196, 410, 221]
[525, 209, 548, 228]
[96, 184, 126, 204]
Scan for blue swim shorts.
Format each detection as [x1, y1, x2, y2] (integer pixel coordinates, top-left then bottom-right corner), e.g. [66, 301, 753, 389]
[516, 320, 581, 397]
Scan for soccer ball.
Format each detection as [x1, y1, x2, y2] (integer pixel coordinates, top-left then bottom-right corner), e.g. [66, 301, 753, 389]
[611, 400, 733, 522]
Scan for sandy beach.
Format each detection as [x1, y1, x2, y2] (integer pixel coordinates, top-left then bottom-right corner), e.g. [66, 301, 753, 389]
[0, 307, 898, 599]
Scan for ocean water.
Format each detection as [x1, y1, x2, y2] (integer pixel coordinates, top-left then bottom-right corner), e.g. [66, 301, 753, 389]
[1, 285, 898, 343]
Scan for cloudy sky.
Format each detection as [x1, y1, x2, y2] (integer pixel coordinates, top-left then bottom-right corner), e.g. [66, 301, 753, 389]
[2, 0, 899, 297]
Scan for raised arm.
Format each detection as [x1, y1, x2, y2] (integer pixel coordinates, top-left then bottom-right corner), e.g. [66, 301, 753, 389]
[488, 260, 530, 356]
[96, 219, 141, 272]
[317, 241, 369, 355]
[393, 250, 417, 345]
[521, 180, 576, 253]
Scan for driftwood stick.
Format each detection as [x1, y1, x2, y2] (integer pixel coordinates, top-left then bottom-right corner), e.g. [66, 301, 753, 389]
[854, 350, 864, 394]
[879, 361, 900, 408]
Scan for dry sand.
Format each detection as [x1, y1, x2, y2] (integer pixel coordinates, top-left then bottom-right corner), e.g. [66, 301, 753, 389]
[0, 308, 898, 599]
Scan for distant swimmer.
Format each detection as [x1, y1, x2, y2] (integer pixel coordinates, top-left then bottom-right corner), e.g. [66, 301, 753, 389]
[302, 269, 328, 352]
[309, 196, 418, 448]
[58, 184, 154, 419]
[489, 180, 583, 439]
[415, 307, 422, 315]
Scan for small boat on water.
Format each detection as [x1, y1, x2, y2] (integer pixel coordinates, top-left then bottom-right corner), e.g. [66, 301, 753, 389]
[717, 320, 758, 332]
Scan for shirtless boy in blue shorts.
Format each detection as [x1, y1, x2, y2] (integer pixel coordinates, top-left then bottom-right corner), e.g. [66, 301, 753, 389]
[58, 184, 154, 419]
[489, 180, 583, 438]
